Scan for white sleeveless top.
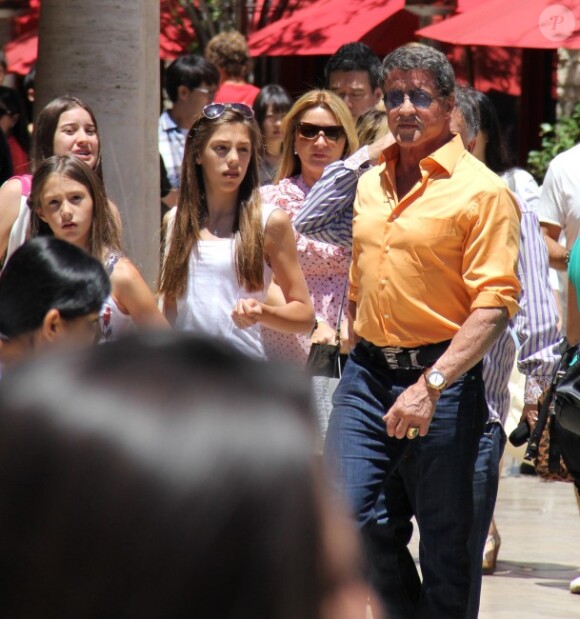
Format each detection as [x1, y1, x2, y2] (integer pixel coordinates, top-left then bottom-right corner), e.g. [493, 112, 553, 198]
[174, 204, 276, 360]
[6, 175, 32, 263]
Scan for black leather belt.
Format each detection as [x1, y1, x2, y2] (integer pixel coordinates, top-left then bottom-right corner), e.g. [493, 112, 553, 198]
[359, 339, 450, 370]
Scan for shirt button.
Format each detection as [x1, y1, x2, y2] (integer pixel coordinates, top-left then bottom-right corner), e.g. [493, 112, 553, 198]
[381, 278, 388, 286]
[384, 313, 390, 319]
[385, 245, 390, 252]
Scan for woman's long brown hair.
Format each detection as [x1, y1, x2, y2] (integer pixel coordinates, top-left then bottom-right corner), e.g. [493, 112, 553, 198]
[159, 109, 265, 300]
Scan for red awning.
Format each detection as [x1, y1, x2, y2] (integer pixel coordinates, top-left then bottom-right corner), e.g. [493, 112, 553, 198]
[248, 0, 419, 57]
[4, 31, 36, 75]
[5, 0, 322, 74]
[417, 0, 580, 49]
[5, 0, 198, 74]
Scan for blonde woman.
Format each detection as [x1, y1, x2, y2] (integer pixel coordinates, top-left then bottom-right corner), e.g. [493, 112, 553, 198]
[261, 90, 358, 364]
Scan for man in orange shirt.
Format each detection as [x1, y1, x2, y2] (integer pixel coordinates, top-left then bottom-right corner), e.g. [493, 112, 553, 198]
[323, 45, 521, 619]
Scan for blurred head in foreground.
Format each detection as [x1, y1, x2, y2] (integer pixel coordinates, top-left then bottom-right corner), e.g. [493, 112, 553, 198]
[0, 236, 109, 370]
[0, 332, 366, 618]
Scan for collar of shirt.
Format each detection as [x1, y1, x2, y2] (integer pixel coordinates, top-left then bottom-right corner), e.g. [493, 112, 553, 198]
[380, 132, 464, 177]
[160, 110, 185, 135]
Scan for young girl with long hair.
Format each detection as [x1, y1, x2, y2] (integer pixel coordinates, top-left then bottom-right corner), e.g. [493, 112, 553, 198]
[29, 155, 168, 340]
[159, 102, 313, 359]
[0, 95, 121, 264]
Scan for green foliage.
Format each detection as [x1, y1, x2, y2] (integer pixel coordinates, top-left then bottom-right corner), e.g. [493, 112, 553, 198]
[527, 103, 580, 183]
[178, 0, 244, 51]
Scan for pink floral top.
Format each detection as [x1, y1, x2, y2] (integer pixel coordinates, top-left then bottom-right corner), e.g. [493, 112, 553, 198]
[261, 175, 351, 365]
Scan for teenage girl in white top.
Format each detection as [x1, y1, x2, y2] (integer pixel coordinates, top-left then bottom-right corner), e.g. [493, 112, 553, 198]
[28, 155, 168, 340]
[159, 103, 313, 359]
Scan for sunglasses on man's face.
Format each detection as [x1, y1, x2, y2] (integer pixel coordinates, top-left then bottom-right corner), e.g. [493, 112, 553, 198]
[297, 122, 345, 142]
[383, 89, 437, 110]
[203, 102, 255, 120]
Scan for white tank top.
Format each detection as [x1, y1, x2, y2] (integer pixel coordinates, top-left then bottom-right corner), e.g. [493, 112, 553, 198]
[6, 175, 32, 263]
[174, 204, 276, 360]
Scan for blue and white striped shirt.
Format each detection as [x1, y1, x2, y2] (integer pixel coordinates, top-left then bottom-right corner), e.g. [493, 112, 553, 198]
[159, 110, 188, 190]
[295, 153, 561, 424]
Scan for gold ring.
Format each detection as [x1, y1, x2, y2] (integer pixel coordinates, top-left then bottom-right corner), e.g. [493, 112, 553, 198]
[406, 427, 419, 440]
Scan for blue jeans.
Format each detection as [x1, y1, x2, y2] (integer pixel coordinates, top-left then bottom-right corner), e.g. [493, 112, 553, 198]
[323, 342, 487, 619]
[467, 422, 506, 618]
[368, 421, 506, 619]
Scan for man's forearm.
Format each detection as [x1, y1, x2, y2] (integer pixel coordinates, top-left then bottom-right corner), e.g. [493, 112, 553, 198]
[545, 235, 569, 270]
[541, 225, 569, 270]
[433, 307, 510, 385]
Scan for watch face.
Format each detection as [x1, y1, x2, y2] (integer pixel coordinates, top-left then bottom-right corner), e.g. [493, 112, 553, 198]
[427, 370, 446, 389]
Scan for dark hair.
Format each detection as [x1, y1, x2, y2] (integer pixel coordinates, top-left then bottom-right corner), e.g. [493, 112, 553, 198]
[381, 44, 455, 98]
[454, 85, 481, 142]
[325, 42, 382, 91]
[23, 63, 35, 93]
[471, 90, 512, 174]
[29, 155, 122, 262]
[164, 54, 220, 103]
[0, 86, 30, 154]
[32, 96, 103, 178]
[0, 331, 346, 618]
[252, 84, 293, 131]
[159, 109, 265, 298]
[0, 236, 110, 340]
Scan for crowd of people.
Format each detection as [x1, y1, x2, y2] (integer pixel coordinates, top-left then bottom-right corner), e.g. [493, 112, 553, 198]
[0, 28, 578, 618]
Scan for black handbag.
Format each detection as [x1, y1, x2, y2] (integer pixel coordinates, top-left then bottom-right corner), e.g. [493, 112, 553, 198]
[305, 279, 348, 380]
[306, 341, 341, 378]
[554, 343, 580, 436]
[524, 340, 575, 483]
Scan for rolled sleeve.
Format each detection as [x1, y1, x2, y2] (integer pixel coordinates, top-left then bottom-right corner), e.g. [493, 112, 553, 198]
[463, 187, 521, 318]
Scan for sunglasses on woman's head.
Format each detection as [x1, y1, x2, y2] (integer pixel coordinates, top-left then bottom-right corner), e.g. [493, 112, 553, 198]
[203, 103, 255, 120]
[297, 122, 345, 142]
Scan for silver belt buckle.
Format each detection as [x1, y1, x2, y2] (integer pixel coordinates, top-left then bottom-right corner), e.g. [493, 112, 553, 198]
[383, 346, 403, 369]
[408, 349, 421, 369]
[382, 346, 422, 369]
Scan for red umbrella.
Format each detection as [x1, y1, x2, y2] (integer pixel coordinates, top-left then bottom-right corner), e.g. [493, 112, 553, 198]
[248, 0, 419, 57]
[417, 0, 580, 49]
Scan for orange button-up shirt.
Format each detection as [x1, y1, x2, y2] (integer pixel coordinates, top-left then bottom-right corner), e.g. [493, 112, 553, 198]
[350, 134, 521, 348]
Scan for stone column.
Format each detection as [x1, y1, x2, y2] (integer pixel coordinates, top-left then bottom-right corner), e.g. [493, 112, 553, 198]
[557, 49, 580, 118]
[35, 0, 160, 285]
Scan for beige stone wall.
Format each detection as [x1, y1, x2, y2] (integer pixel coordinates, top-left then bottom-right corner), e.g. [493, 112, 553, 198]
[557, 49, 580, 118]
[35, 0, 161, 285]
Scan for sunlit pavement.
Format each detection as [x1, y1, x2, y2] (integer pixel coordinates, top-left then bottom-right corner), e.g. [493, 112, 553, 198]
[406, 473, 580, 618]
[477, 474, 580, 618]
